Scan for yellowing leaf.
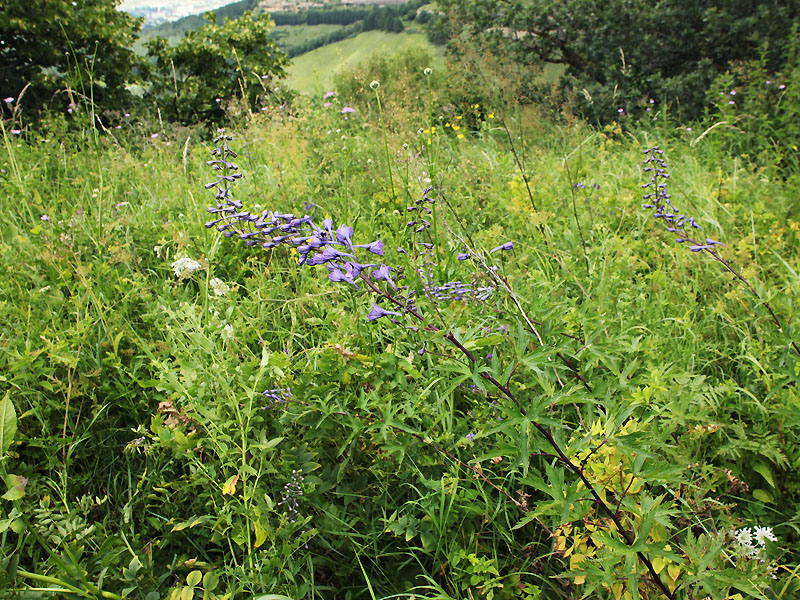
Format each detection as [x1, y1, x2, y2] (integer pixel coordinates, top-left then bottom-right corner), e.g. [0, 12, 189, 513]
[254, 519, 267, 548]
[181, 586, 195, 600]
[222, 474, 239, 496]
[652, 556, 666, 574]
[186, 570, 202, 587]
[667, 564, 681, 581]
[573, 575, 586, 585]
[611, 582, 624, 600]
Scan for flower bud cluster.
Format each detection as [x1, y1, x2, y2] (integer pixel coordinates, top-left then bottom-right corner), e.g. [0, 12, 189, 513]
[641, 147, 723, 252]
[405, 186, 436, 233]
[278, 470, 305, 522]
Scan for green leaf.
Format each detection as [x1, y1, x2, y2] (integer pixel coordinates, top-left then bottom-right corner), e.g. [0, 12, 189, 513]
[2, 474, 27, 501]
[752, 488, 773, 503]
[186, 570, 202, 587]
[202, 572, 219, 592]
[0, 393, 17, 456]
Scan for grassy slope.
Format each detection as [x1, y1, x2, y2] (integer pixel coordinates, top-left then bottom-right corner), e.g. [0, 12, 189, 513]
[286, 30, 442, 93]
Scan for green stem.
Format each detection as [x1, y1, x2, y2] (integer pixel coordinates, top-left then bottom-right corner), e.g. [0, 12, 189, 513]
[374, 86, 396, 206]
[15, 569, 124, 600]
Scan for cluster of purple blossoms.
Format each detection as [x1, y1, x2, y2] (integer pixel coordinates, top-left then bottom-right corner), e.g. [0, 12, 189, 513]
[205, 131, 391, 291]
[641, 147, 724, 253]
[262, 386, 292, 405]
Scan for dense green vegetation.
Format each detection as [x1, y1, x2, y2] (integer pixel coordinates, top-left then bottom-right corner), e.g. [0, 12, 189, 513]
[2, 1, 800, 599]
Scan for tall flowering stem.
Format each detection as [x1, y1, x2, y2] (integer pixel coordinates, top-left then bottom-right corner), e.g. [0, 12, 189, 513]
[642, 147, 799, 357]
[205, 133, 677, 600]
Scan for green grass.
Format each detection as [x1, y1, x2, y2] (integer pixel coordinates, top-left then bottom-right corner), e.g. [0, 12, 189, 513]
[286, 30, 443, 94]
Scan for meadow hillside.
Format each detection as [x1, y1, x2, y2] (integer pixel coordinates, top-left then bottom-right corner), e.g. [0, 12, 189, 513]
[2, 2, 800, 597]
[2, 64, 800, 598]
[286, 30, 441, 92]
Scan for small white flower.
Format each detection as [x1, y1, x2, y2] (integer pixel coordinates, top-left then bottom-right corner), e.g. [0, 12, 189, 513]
[171, 256, 202, 279]
[753, 526, 777, 546]
[734, 527, 753, 547]
[209, 277, 229, 297]
[370, 80, 380, 90]
[222, 323, 234, 340]
[424, 67, 432, 76]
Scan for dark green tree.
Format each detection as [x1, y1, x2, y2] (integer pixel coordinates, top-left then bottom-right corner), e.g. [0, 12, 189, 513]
[436, 0, 800, 121]
[0, 0, 144, 116]
[145, 10, 289, 124]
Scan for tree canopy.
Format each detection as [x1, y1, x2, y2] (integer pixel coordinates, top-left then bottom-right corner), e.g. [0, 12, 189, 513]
[0, 0, 143, 114]
[437, 0, 800, 121]
[145, 10, 290, 124]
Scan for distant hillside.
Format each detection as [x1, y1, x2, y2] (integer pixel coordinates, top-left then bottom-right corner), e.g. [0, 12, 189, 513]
[286, 29, 442, 93]
[136, 0, 431, 58]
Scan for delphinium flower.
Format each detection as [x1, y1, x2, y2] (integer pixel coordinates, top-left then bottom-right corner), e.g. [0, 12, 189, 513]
[404, 188, 495, 305]
[641, 147, 724, 253]
[641, 146, 799, 357]
[204, 131, 397, 304]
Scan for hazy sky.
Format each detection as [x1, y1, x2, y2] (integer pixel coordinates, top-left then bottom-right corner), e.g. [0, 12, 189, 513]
[118, 0, 238, 22]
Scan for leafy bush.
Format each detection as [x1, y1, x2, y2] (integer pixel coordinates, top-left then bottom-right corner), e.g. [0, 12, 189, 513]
[145, 10, 290, 124]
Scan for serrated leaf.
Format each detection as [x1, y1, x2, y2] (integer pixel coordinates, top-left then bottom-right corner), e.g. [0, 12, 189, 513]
[463, 333, 504, 350]
[753, 463, 775, 488]
[752, 488, 773, 503]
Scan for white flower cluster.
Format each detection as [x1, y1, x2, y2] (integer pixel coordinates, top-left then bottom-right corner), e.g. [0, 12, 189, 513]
[209, 277, 230, 297]
[733, 526, 777, 561]
[172, 256, 203, 279]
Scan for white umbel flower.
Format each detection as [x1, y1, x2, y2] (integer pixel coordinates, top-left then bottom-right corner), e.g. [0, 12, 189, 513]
[172, 256, 202, 279]
[209, 277, 230, 297]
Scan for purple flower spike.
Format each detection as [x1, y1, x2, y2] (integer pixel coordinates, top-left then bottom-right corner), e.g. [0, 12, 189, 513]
[354, 239, 384, 256]
[489, 241, 514, 254]
[457, 253, 470, 261]
[465, 432, 476, 442]
[690, 245, 711, 252]
[367, 304, 401, 321]
[706, 238, 724, 246]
